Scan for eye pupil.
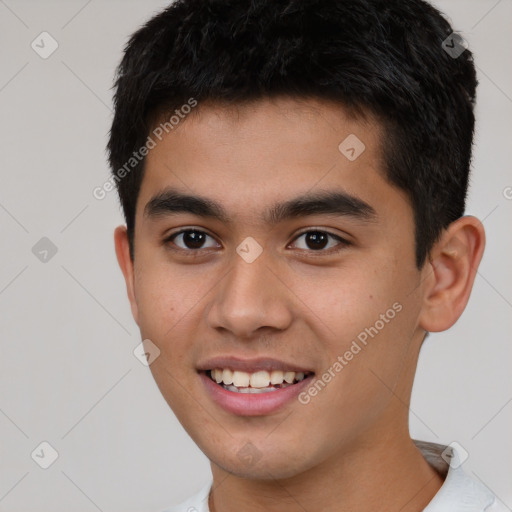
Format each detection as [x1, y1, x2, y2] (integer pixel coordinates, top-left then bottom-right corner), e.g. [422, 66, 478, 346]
[183, 230, 206, 249]
[168, 228, 345, 255]
[305, 231, 328, 250]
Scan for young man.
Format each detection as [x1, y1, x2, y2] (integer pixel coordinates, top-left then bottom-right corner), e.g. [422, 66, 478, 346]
[108, 0, 504, 510]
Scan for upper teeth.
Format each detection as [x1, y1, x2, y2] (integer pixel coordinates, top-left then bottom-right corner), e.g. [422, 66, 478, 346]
[210, 368, 307, 388]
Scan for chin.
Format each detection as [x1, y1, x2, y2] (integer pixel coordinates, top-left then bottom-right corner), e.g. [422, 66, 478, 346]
[208, 442, 315, 480]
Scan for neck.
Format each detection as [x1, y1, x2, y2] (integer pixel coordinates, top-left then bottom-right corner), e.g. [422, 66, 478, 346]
[208, 432, 444, 512]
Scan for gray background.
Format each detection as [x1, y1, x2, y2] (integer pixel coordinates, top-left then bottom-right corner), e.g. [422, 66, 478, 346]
[0, 0, 510, 510]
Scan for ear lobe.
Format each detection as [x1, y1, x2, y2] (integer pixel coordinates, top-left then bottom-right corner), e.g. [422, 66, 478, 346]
[419, 216, 485, 332]
[114, 225, 139, 326]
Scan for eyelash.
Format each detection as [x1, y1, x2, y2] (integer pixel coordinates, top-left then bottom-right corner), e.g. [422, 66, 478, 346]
[163, 228, 351, 256]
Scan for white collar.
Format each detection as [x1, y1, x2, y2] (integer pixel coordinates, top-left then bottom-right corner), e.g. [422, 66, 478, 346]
[414, 439, 498, 511]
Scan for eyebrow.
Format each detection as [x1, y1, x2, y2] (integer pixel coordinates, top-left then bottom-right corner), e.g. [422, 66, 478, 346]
[143, 187, 377, 225]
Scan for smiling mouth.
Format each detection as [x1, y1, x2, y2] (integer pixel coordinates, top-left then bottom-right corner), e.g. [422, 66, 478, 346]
[204, 368, 315, 394]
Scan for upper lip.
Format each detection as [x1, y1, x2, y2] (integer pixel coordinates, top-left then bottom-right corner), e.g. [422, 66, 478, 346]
[197, 356, 314, 374]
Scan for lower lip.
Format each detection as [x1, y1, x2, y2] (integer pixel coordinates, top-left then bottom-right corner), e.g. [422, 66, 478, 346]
[199, 371, 314, 416]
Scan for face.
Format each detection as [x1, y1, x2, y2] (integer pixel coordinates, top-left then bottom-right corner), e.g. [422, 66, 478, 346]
[119, 97, 429, 479]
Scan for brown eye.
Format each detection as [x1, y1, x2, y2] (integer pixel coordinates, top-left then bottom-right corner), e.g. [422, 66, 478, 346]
[290, 230, 350, 253]
[166, 229, 220, 251]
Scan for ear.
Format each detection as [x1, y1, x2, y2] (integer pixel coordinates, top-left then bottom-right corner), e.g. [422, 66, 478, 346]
[114, 225, 139, 326]
[418, 216, 485, 332]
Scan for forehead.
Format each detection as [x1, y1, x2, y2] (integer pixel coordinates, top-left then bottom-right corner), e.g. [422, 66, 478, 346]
[137, 97, 406, 226]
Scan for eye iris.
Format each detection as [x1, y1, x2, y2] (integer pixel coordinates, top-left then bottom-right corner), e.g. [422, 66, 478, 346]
[183, 230, 206, 249]
[305, 231, 328, 250]
[176, 231, 335, 251]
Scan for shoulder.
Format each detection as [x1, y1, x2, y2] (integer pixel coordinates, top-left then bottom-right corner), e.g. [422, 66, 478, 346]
[414, 440, 508, 512]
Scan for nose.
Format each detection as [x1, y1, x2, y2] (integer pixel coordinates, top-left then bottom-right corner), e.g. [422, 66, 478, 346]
[205, 246, 293, 339]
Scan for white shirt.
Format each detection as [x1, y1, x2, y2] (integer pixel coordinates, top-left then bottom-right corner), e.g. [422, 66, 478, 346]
[161, 440, 508, 512]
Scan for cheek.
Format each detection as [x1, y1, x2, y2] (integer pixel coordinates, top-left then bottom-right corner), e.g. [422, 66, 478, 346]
[294, 263, 415, 413]
[294, 262, 400, 337]
[134, 269, 199, 411]
[136, 281, 176, 336]
[134, 254, 197, 326]
[133, 263, 192, 360]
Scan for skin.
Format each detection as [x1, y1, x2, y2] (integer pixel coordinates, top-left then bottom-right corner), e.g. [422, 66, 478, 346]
[114, 97, 485, 512]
